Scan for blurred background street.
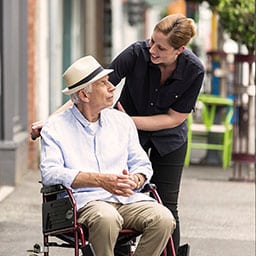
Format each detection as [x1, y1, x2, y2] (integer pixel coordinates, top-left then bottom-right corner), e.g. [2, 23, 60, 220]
[0, 0, 255, 255]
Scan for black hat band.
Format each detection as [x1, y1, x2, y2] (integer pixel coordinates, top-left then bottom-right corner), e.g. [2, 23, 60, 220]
[68, 66, 104, 90]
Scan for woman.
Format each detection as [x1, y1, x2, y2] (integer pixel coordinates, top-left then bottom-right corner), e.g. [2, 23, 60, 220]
[107, 13, 204, 255]
[31, 13, 204, 255]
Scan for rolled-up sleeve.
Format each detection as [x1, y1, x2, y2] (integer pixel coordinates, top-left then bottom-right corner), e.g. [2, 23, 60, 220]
[126, 117, 153, 183]
[40, 126, 79, 189]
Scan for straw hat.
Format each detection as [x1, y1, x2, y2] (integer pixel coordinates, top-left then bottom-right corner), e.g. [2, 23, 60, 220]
[62, 56, 113, 95]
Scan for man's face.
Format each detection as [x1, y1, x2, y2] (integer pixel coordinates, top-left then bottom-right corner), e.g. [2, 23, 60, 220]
[88, 75, 115, 111]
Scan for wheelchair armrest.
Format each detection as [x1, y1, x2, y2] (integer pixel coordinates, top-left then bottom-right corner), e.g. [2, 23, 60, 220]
[141, 183, 163, 204]
[40, 184, 67, 195]
[140, 183, 157, 193]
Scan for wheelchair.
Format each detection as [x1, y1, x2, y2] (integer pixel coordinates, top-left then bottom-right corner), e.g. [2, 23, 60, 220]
[38, 183, 176, 256]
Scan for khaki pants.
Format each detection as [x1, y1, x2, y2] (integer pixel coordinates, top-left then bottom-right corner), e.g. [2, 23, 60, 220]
[78, 201, 176, 256]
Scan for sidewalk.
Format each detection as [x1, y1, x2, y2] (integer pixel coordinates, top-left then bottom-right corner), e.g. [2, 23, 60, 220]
[0, 165, 255, 256]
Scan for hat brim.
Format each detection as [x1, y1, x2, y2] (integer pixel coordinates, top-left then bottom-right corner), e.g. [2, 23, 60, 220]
[62, 68, 114, 95]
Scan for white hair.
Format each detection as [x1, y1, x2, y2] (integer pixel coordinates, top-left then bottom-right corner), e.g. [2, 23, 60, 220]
[70, 83, 93, 104]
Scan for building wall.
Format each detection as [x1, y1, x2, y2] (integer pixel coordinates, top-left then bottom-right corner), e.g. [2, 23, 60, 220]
[28, 0, 38, 170]
[0, 0, 28, 186]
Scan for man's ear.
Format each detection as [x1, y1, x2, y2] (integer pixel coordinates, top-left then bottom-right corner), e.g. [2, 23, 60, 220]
[78, 89, 90, 102]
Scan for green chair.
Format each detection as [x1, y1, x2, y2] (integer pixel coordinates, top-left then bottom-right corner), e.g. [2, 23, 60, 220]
[184, 94, 234, 168]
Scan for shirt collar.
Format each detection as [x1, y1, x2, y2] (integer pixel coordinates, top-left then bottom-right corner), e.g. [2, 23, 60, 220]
[173, 50, 187, 80]
[164, 50, 188, 81]
[70, 104, 104, 128]
[141, 40, 150, 65]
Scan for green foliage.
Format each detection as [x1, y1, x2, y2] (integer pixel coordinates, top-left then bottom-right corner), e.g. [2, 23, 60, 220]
[189, 0, 255, 53]
[217, 0, 255, 53]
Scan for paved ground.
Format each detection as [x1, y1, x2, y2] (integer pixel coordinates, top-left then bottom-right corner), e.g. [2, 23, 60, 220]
[0, 164, 255, 256]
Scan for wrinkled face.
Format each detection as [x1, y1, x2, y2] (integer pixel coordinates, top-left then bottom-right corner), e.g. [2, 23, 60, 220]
[88, 75, 115, 111]
[149, 30, 180, 66]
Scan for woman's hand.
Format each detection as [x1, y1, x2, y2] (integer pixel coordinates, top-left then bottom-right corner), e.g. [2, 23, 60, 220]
[117, 101, 126, 113]
[31, 121, 44, 140]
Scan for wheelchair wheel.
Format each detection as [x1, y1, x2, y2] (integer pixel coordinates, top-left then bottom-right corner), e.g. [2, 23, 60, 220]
[114, 245, 131, 256]
[114, 235, 136, 256]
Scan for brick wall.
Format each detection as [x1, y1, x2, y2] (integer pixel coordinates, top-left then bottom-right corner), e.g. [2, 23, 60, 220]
[27, 0, 39, 170]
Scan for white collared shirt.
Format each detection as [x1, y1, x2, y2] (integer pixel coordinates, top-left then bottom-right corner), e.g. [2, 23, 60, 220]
[40, 105, 154, 210]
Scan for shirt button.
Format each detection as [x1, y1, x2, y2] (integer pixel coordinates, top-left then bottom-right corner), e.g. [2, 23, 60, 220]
[175, 95, 178, 98]
[155, 88, 158, 92]
[150, 102, 154, 106]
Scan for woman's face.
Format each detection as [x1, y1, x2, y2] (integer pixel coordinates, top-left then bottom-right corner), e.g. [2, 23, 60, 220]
[149, 30, 180, 66]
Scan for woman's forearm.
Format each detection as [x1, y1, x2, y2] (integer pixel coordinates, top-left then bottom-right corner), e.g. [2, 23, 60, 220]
[31, 100, 73, 140]
[51, 99, 73, 116]
[132, 110, 188, 131]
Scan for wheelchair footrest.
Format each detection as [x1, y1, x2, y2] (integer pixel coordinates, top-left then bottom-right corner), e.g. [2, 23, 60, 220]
[47, 242, 74, 248]
[81, 243, 96, 256]
[178, 244, 190, 256]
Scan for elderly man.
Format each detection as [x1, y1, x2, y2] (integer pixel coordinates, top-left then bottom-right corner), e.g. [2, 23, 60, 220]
[40, 56, 176, 256]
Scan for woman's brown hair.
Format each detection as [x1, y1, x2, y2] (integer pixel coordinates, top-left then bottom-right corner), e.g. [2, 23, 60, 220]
[154, 13, 196, 49]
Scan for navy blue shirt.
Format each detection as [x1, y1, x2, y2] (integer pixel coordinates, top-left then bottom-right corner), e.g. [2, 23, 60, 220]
[108, 40, 205, 156]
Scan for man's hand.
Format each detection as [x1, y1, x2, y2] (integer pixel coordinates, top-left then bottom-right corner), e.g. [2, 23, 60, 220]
[31, 121, 44, 140]
[96, 170, 137, 197]
[72, 170, 142, 197]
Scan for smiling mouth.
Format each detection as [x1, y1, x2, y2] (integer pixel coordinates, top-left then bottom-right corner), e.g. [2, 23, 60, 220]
[150, 54, 159, 62]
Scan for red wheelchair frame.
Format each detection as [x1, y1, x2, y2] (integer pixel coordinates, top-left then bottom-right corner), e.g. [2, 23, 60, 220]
[40, 183, 176, 256]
